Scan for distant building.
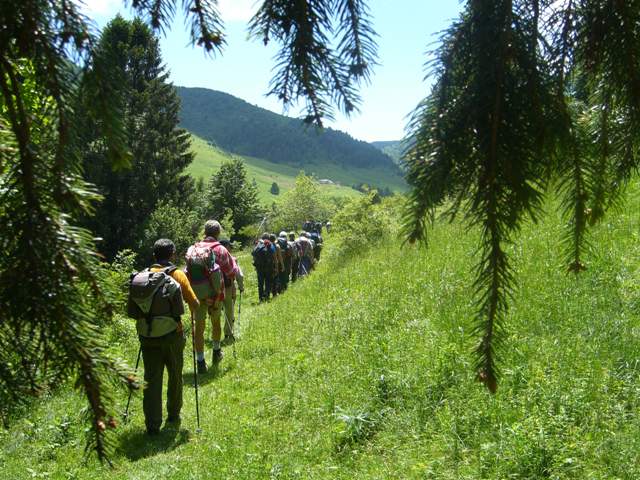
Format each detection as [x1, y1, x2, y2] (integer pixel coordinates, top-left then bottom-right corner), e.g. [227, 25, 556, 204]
[318, 178, 334, 185]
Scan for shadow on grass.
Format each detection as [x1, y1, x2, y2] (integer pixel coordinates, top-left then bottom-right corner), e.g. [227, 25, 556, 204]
[117, 424, 190, 461]
[183, 361, 234, 386]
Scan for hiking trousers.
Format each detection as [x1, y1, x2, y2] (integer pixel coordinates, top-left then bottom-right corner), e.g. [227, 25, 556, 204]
[256, 269, 271, 301]
[291, 259, 299, 283]
[299, 257, 312, 276]
[140, 329, 185, 432]
[279, 270, 289, 291]
[194, 300, 223, 352]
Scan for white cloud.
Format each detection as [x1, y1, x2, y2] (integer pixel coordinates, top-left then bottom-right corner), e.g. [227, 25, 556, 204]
[217, 0, 259, 22]
[79, 0, 121, 16]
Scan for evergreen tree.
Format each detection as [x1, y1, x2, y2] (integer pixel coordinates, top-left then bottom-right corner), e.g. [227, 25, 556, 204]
[270, 182, 280, 195]
[205, 158, 261, 237]
[403, 1, 640, 392]
[81, 16, 194, 260]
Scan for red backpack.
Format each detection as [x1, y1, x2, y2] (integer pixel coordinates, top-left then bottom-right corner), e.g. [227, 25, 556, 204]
[185, 241, 221, 300]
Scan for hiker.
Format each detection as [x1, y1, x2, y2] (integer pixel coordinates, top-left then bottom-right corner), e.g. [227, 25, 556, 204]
[288, 231, 300, 283]
[218, 239, 244, 342]
[127, 238, 199, 435]
[252, 233, 276, 302]
[314, 221, 323, 234]
[277, 231, 293, 292]
[186, 220, 236, 373]
[270, 233, 285, 295]
[305, 232, 317, 271]
[310, 230, 323, 262]
[325, 221, 331, 233]
[302, 219, 314, 232]
[297, 232, 314, 277]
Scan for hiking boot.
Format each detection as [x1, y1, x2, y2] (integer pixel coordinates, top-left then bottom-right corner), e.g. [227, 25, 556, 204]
[212, 348, 223, 364]
[197, 359, 207, 374]
[146, 427, 160, 436]
[166, 416, 181, 427]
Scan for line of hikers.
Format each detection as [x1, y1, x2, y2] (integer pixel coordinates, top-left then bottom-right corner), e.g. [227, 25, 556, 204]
[251, 222, 324, 302]
[126, 219, 325, 435]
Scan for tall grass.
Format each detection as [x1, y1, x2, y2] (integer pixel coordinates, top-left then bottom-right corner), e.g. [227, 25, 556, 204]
[1, 189, 639, 479]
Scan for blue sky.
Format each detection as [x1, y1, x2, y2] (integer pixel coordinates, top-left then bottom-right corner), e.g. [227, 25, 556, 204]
[83, 0, 463, 142]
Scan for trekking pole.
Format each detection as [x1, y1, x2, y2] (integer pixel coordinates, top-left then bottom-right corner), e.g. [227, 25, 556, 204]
[224, 306, 237, 359]
[190, 311, 201, 433]
[123, 345, 142, 423]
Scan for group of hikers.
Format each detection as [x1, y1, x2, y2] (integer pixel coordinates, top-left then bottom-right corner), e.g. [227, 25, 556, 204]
[126, 218, 325, 435]
[250, 220, 325, 302]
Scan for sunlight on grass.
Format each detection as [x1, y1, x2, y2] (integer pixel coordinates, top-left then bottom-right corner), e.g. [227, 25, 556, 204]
[1, 190, 640, 479]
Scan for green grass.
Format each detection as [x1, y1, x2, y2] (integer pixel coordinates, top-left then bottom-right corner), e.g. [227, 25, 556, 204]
[2, 190, 640, 478]
[187, 135, 395, 203]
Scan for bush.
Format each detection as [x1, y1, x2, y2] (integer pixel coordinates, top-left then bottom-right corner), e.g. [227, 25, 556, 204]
[140, 201, 200, 265]
[331, 193, 401, 255]
[268, 173, 337, 232]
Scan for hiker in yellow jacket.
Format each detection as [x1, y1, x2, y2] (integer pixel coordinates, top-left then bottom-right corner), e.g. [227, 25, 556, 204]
[128, 238, 199, 435]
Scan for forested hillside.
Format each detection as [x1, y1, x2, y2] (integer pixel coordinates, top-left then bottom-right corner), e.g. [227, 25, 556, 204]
[177, 87, 405, 190]
[371, 140, 404, 165]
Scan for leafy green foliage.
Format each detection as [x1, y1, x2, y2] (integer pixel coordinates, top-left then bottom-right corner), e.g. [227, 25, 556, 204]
[141, 202, 200, 264]
[81, 17, 195, 260]
[202, 157, 261, 240]
[331, 193, 399, 256]
[268, 173, 335, 232]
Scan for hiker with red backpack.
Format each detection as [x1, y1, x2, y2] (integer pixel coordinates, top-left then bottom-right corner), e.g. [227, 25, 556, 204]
[186, 220, 236, 373]
[277, 231, 293, 292]
[252, 233, 276, 302]
[127, 239, 199, 435]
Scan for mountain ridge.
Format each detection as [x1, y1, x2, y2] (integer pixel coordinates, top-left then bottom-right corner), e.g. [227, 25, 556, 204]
[177, 86, 405, 191]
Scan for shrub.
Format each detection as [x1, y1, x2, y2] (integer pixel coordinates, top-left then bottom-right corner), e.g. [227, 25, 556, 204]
[331, 193, 400, 255]
[140, 201, 200, 265]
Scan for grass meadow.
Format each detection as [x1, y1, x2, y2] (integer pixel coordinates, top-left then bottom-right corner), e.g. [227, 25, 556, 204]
[187, 135, 401, 202]
[1, 190, 639, 479]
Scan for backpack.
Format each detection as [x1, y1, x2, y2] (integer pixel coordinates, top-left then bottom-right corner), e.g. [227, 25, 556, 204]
[127, 266, 184, 337]
[310, 232, 322, 245]
[277, 237, 292, 260]
[288, 240, 300, 260]
[252, 240, 274, 273]
[185, 240, 222, 300]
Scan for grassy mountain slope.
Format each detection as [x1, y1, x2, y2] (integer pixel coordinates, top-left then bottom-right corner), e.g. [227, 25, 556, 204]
[188, 135, 361, 203]
[178, 87, 406, 192]
[2, 190, 640, 478]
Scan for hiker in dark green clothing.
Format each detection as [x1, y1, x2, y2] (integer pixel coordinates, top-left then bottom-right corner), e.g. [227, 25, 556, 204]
[127, 239, 199, 435]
